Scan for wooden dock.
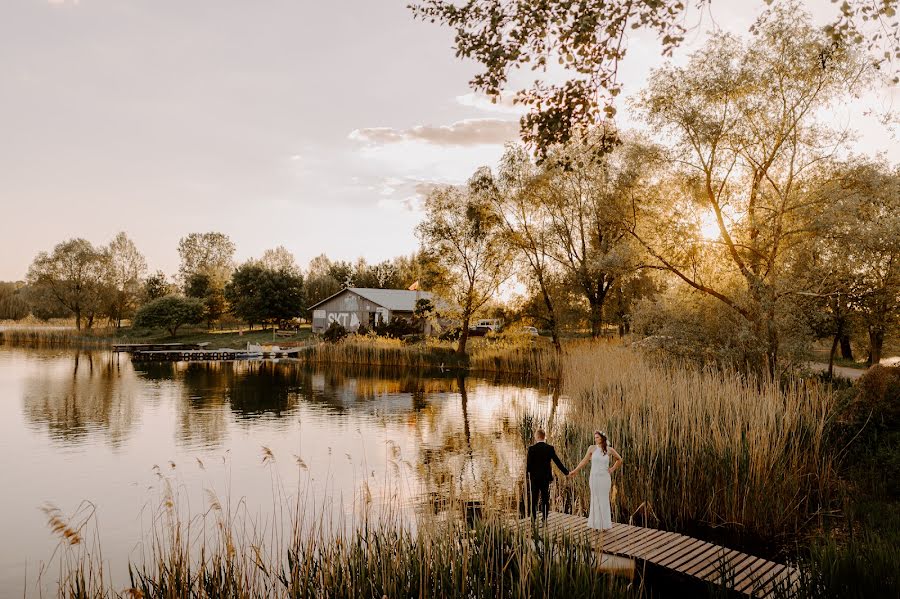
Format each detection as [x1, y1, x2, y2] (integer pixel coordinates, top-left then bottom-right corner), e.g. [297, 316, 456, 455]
[515, 512, 798, 598]
[113, 342, 209, 353]
[128, 346, 309, 362]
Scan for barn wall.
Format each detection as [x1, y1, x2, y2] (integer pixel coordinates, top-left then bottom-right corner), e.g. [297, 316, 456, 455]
[311, 291, 390, 333]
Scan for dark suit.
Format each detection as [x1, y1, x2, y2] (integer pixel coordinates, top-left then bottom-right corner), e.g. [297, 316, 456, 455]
[526, 441, 569, 521]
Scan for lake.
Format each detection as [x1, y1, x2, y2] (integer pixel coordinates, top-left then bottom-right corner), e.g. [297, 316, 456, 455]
[0, 347, 562, 596]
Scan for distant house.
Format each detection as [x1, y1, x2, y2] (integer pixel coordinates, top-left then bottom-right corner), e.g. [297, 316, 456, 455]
[309, 287, 451, 334]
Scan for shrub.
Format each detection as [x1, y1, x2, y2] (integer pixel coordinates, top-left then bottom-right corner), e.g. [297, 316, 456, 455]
[323, 321, 348, 343]
[133, 295, 204, 337]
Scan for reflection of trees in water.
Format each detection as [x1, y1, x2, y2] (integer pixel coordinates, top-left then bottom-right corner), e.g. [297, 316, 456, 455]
[152, 361, 304, 448]
[22, 351, 139, 447]
[414, 378, 553, 506]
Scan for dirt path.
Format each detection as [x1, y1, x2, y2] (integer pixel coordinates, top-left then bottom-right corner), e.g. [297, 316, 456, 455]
[809, 356, 899, 381]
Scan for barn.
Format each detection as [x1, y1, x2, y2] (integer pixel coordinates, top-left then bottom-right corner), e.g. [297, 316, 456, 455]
[309, 287, 447, 334]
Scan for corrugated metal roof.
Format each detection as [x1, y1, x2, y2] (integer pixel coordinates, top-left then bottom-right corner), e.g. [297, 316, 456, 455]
[350, 288, 434, 311]
[309, 287, 452, 312]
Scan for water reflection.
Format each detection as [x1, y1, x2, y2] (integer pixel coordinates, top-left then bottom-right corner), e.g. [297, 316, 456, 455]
[4, 348, 563, 596]
[21, 351, 139, 447]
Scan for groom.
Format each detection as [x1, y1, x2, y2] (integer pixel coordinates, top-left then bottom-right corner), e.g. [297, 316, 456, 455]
[526, 429, 569, 522]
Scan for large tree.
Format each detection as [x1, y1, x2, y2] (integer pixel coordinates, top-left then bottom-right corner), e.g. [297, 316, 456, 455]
[630, 8, 869, 373]
[474, 146, 564, 350]
[177, 232, 235, 285]
[417, 181, 511, 354]
[177, 232, 235, 328]
[412, 0, 897, 154]
[26, 238, 110, 330]
[105, 232, 147, 328]
[543, 135, 647, 337]
[225, 262, 306, 329]
[815, 161, 900, 366]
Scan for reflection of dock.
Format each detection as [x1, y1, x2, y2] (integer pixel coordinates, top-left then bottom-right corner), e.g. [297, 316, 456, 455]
[128, 344, 310, 362]
[513, 512, 798, 597]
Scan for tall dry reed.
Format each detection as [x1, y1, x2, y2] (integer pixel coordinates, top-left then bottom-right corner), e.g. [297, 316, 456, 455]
[552, 342, 837, 544]
[0, 327, 115, 349]
[42, 451, 638, 599]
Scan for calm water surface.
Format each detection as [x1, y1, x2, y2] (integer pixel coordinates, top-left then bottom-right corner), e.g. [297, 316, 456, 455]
[0, 348, 564, 596]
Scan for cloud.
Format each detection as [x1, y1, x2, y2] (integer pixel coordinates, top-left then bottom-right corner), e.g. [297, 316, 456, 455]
[349, 118, 520, 147]
[369, 177, 446, 212]
[455, 92, 524, 115]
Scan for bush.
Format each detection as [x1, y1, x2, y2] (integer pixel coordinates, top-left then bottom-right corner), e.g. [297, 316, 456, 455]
[323, 321, 348, 343]
[133, 295, 204, 337]
[373, 316, 419, 339]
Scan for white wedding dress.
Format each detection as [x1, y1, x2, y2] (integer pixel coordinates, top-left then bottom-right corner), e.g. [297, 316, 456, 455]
[587, 447, 612, 530]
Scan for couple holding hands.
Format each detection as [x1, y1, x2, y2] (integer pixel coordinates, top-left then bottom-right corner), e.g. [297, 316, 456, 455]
[525, 428, 623, 530]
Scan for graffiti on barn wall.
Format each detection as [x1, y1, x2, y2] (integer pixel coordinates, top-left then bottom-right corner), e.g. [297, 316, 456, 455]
[327, 312, 361, 329]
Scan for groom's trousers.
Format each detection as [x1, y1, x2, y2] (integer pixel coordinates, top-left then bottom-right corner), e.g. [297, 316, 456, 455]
[529, 478, 551, 522]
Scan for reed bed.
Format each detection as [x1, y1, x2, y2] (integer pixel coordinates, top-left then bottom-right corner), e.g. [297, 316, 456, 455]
[0, 327, 116, 349]
[297, 335, 561, 378]
[42, 454, 639, 599]
[549, 342, 837, 546]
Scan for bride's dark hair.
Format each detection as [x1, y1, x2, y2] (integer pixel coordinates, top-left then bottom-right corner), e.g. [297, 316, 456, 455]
[594, 430, 608, 455]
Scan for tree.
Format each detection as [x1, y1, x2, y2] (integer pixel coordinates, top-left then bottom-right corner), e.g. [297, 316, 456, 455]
[105, 232, 147, 328]
[177, 232, 235, 285]
[225, 262, 305, 329]
[630, 8, 869, 373]
[417, 180, 511, 354]
[474, 146, 563, 350]
[544, 136, 649, 337]
[815, 161, 900, 366]
[260, 246, 299, 274]
[184, 272, 227, 329]
[26, 238, 110, 330]
[143, 270, 173, 302]
[0, 281, 30, 321]
[412, 0, 897, 154]
[133, 295, 204, 337]
[305, 254, 344, 313]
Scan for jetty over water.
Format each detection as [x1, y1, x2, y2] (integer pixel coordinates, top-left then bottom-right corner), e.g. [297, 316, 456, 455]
[514, 511, 798, 598]
[113, 342, 210, 352]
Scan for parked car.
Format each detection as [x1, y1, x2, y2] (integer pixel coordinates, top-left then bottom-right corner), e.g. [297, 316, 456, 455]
[521, 326, 539, 337]
[475, 318, 503, 332]
[468, 325, 493, 337]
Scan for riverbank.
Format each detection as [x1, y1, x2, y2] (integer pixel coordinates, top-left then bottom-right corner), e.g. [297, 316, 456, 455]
[0, 324, 562, 378]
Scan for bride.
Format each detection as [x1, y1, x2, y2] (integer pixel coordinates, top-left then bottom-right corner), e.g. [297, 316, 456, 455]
[568, 431, 623, 530]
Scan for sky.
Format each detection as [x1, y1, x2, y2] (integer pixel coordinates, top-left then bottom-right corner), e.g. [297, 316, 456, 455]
[0, 0, 897, 281]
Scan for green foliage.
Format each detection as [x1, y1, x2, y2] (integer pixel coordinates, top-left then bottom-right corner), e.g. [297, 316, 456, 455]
[412, 0, 899, 154]
[225, 263, 305, 328]
[143, 270, 172, 302]
[322, 321, 348, 343]
[373, 316, 419, 339]
[176, 232, 235, 284]
[133, 295, 204, 337]
[0, 281, 30, 320]
[26, 238, 110, 330]
[417, 179, 511, 354]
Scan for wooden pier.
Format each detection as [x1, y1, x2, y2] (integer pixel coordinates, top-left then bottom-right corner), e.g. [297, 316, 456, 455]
[515, 512, 798, 598]
[113, 342, 209, 353]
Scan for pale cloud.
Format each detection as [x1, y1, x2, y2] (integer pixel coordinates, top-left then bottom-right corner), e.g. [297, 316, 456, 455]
[372, 177, 445, 213]
[349, 118, 520, 147]
[455, 92, 525, 115]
